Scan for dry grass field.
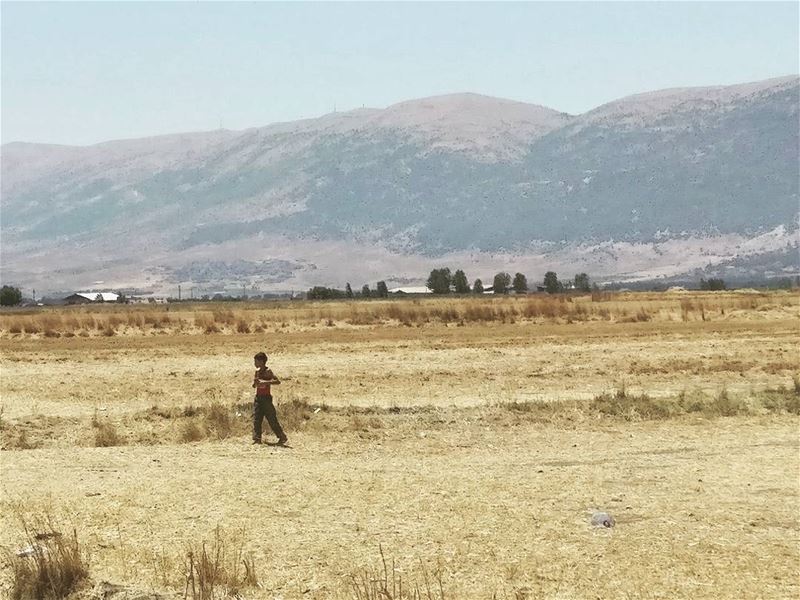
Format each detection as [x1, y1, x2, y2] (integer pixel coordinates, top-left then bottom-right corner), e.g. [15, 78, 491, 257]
[0, 291, 798, 599]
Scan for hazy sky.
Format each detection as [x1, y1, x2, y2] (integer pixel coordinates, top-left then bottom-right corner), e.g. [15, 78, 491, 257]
[2, 1, 798, 145]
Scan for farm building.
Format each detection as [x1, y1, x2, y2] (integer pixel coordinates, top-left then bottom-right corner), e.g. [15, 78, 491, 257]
[64, 292, 120, 304]
[389, 286, 433, 294]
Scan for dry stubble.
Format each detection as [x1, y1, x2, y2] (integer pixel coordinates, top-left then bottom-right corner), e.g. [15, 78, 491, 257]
[0, 292, 798, 598]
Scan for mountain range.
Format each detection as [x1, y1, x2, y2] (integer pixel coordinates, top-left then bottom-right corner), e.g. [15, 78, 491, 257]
[1, 75, 798, 294]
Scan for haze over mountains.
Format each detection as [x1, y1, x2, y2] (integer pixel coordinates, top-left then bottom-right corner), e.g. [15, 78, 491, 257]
[1, 75, 798, 294]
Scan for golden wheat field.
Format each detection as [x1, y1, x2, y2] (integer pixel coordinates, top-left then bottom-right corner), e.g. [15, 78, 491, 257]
[1, 291, 798, 599]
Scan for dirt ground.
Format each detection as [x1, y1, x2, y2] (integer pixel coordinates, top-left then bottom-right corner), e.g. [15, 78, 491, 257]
[1, 293, 798, 598]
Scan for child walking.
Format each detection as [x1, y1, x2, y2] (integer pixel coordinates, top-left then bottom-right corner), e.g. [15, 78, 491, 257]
[252, 352, 288, 445]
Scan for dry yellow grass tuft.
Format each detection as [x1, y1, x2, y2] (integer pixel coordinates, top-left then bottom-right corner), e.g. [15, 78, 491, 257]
[92, 419, 124, 447]
[183, 526, 258, 599]
[350, 546, 446, 600]
[5, 514, 89, 600]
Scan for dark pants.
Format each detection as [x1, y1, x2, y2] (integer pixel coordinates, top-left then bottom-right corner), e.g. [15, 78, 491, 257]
[253, 395, 285, 441]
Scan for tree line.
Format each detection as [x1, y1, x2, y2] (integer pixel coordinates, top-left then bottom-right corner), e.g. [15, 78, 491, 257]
[307, 281, 390, 300]
[306, 270, 593, 299]
[426, 268, 593, 294]
[0, 274, 740, 307]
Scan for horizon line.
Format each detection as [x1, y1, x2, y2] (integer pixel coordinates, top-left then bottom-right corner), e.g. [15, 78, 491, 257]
[2, 72, 797, 148]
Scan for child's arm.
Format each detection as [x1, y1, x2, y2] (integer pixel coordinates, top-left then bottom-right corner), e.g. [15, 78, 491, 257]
[256, 369, 281, 385]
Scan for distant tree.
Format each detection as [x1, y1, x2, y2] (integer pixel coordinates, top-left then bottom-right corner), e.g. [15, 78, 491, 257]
[543, 271, 561, 294]
[473, 279, 484, 294]
[0, 285, 22, 306]
[376, 281, 389, 298]
[426, 268, 452, 294]
[493, 272, 511, 294]
[453, 270, 470, 294]
[361, 284, 371, 298]
[574, 273, 591, 293]
[306, 286, 346, 300]
[345, 283, 354, 299]
[700, 278, 726, 291]
[512, 273, 528, 294]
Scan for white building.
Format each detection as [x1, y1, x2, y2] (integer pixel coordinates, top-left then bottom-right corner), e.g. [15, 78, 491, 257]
[64, 292, 120, 304]
[388, 286, 433, 294]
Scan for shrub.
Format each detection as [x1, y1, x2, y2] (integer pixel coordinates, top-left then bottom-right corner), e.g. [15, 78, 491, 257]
[431, 307, 458, 323]
[383, 304, 405, 321]
[760, 388, 800, 414]
[464, 304, 497, 322]
[204, 403, 233, 439]
[591, 387, 673, 420]
[93, 421, 123, 447]
[676, 390, 707, 413]
[126, 313, 145, 328]
[180, 420, 205, 443]
[350, 546, 446, 600]
[5, 429, 38, 450]
[680, 299, 693, 321]
[23, 321, 41, 335]
[707, 388, 748, 417]
[184, 527, 258, 599]
[8, 519, 89, 600]
[348, 414, 384, 432]
[346, 311, 379, 326]
[277, 396, 315, 431]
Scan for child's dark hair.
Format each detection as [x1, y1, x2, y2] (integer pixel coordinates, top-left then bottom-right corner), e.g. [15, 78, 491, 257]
[254, 352, 268, 363]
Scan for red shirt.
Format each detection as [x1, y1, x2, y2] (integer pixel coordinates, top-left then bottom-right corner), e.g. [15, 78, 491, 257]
[254, 366, 274, 396]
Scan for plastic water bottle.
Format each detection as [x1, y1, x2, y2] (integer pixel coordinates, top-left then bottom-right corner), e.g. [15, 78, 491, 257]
[591, 512, 615, 528]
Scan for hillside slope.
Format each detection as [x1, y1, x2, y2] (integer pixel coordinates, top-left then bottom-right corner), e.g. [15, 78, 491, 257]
[1, 76, 797, 293]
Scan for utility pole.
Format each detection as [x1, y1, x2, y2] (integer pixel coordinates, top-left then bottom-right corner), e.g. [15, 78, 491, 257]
[178, 285, 181, 301]
[32, 289, 36, 303]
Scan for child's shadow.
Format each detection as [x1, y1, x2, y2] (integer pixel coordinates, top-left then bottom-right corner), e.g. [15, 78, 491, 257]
[265, 442, 293, 449]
